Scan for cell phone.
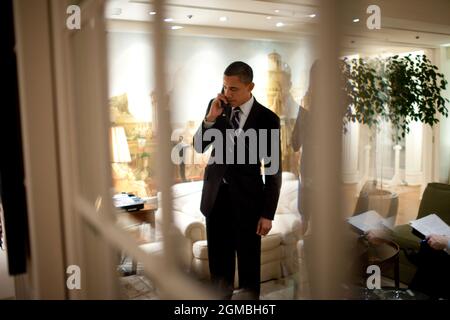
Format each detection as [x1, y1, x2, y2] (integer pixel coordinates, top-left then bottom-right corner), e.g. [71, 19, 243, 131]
[220, 87, 231, 110]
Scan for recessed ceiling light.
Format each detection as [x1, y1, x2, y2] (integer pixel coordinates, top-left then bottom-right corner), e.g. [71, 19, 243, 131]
[111, 8, 122, 16]
[266, 16, 272, 20]
[149, 11, 156, 15]
[276, 22, 284, 27]
[441, 43, 450, 47]
[308, 14, 316, 18]
[219, 16, 228, 22]
[171, 25, 183, 30]
[275, 9, 280, 13]
[164, 18, 174, 22]
[353, 18, 360, 23]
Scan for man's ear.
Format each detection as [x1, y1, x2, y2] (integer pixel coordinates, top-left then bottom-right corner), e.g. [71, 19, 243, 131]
[248, 82, 255, 91]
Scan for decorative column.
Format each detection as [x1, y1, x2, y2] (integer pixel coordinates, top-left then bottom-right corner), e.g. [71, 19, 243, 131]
[356, 143, 372, 195]
[342, 121, 360, 183]
[405, 121, 423, 185]
[363, 144, 372, 181]
[390, 144, 403, 186]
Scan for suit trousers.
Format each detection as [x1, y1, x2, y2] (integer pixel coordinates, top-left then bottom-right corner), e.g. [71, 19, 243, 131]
[409, 241, 450, 299]
[206, 183, 261, 299]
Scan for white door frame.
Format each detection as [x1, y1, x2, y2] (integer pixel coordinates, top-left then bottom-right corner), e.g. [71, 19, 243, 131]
[48, 0, 210, 299]
[13, 0, 67, 299]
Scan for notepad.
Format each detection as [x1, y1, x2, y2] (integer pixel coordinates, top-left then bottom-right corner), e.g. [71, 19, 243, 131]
[409, 214, 450, 238]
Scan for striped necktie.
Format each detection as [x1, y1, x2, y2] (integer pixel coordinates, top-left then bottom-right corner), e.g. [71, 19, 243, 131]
[231, 107, 242, 130]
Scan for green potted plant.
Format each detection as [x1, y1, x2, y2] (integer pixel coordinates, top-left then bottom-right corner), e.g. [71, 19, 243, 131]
[341, 57, 387, 133]
[342, 54, 449, 215]
[385, 54, 449, 143]
[341, 57, 389, 189]
[343, 54, 448, 141]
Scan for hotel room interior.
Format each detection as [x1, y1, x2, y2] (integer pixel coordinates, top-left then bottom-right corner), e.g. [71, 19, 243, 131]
[1, 0, 450, 300]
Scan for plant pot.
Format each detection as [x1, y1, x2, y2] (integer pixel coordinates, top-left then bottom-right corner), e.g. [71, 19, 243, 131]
[354, 186, 399, 219]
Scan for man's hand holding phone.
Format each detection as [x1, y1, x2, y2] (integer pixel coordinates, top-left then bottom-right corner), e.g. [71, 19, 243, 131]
[206, 92, 228, 122]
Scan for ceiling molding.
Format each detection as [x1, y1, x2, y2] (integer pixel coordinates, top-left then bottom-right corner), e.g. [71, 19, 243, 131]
[106, 19, 309, 43]
[144, 3, 311, 21]
[250, 0, 318, 9]
[126, 0, 317, 23]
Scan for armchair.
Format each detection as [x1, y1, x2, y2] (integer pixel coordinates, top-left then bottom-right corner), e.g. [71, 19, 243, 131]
[388, 183, 450, 285]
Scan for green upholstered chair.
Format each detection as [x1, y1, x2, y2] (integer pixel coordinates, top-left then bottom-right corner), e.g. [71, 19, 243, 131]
[389, 183, 450, 285]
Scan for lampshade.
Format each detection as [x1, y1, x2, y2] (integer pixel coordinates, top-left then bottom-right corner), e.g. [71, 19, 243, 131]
[110, 126, 131, 163]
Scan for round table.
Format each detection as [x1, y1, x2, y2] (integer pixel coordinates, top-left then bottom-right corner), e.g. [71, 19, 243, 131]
[356, 237, 400, 289]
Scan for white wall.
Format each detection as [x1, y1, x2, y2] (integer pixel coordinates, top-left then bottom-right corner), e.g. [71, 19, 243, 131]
[107, 32, 314, 125]
[107, 32, 154, 122]
[439, 47, 450, 183]
[107, 31, 450, 184]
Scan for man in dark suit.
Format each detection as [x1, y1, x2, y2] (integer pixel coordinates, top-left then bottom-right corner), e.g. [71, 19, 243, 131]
[194, 61, 281, 299]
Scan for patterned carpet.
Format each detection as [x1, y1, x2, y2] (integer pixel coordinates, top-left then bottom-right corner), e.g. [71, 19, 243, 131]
[119, 272, 408, 300]
[119, 273, 297, 300]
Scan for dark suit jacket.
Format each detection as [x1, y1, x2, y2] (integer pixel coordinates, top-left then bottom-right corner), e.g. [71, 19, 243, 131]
[194, 98, 282, 220]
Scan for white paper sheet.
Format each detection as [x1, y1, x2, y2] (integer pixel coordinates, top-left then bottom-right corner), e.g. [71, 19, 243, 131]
[409, 214, 450, 238]
[347, 210, 386, 233]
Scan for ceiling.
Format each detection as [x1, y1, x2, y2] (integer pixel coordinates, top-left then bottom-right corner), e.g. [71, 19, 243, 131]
[106, 0, 317, 29]
[105, 0, 450, 54]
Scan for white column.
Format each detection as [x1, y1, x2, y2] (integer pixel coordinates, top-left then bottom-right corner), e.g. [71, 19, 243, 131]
[390, 145, 403, 186]
[363, 144, 372, 181]
[356, 143, 372, 196]
[355, 123, 372, 194]
[405, 121, 423, 185]
[342, 121, 360, 183]
[421, 123, 434, 196]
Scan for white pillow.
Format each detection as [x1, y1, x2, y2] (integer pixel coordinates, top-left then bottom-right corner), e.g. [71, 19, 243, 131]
[282, 171, 298, 181]
[288, 198, 299, 214]
[270, 213, 302, 243]
[276, 180, 299, 214]
[181, 198, 205, 222]
[172, 181, 203, 197]
[158, 181, 203, 212]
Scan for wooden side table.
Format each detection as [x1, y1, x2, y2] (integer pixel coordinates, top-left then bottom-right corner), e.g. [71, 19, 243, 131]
[116, 204, 158, 275]
[366, 238, 400, 289]
[117, 204, 158, 242]
[350, 237, 400, 289]
[130, 205, 157, 241]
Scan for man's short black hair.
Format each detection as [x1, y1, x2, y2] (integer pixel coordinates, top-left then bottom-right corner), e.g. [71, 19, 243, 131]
[224, 61, 253, 84]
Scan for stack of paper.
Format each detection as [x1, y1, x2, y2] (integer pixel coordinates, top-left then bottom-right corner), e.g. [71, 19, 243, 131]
[347, 210, 395, 233]
[409, 214, 450, 238]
